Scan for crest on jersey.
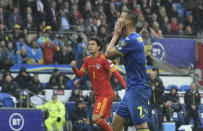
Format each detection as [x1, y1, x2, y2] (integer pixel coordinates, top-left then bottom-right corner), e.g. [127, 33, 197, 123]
[120, 41, 127, 46]
[96, 64, 101, 69]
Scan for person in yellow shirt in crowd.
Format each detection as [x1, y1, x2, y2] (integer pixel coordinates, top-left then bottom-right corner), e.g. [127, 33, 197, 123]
[37, 94, 66, 131]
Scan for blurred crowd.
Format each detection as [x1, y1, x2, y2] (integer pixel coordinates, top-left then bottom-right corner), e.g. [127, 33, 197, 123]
[0, 66, 202, 130]
[0, 0, 203, 69]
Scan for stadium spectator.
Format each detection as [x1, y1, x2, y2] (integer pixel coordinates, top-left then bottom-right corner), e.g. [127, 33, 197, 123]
[12, 24, 21, 44]
[161, 16, 169, 34]
[58, 10, 70, 31]
[45, 75, 58, 90]
[150, 21, 163, 39]
[136, 14, 145, 31]
[75, 35, 87, 68]
[185, 25, 193, 36]
[16, 47, 29, 64]
[141, 30, 153, 66]
[0, 25, 5, 45]
[0, 7, 6, 26]
[32, 0, 46, 26]
[53, 45, 75, 64]
[163, 87, 182, 129]
[15, 67, 32, 90]
[149, 71, 164, 131]
[0, 24, 6, 41]
[1, 74, 19, 99]
[69, 5, 80, 26]
[36, 94, 66, 131]
[41, 39, 57, 64]
[192, 3, 203, 34]
[70, 99, 89, 131]
[16, 33, 28, 54]
[85, 25, 94, 40]
[69, 88, 84, 102]
[184, 14, 196, 33]
[178, 22, 184, 35]
[165, 24, 173, 35]
[158, 7, 168, 24]
[37, 26, 52, 47]
[58, 74, 70, 90]
[2, 68, 13, 81]
[168, 4, 179, 20]
[184, 82, 200, 131]
[171, 17, 179, 34]
[0, 40, 9, 70]
[27, 40, 43, 64]
[24, 6, 36, 31]
[91, 18, 99, 34]
[47, 0, 58, 31]
[29, 73, 43, 95]
[53, 35, 65, 50]
[152, 0, 162, 14]
[150, 13, 158, 27]
[98, 25, 108, 44]
[8, 7, 23, 29]
[56, 0, 64, 12]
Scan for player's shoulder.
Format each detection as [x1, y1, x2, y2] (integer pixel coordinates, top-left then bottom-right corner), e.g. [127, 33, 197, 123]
[85, 55, 92, 61]
[98, 53, 106, 59]
[125, 32, 143, 44]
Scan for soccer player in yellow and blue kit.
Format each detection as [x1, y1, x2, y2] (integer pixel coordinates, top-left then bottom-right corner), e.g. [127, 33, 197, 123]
[105, 9, 151, 131]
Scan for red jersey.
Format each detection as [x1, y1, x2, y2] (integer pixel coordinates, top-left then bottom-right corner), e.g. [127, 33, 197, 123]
[81, 53, 116, 96]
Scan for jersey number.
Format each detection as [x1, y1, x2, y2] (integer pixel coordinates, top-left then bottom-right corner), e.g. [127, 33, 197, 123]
[92, 71, 95, 79]
[138, 106, 145, 118]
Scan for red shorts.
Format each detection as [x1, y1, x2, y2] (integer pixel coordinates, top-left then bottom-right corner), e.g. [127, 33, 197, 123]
[93, 95, 114, 118]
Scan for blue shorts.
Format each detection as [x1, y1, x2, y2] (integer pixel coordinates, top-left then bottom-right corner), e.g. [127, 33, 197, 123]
[116, 86, 151, 125]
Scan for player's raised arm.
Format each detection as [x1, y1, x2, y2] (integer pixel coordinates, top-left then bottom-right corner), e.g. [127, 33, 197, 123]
[112, 70, 126, 89]
[105, 20, 123, 60]
[71, 60, 86, 78]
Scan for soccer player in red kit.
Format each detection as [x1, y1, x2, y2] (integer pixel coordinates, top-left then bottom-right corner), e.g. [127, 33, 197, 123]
[71, 37, 126, 131]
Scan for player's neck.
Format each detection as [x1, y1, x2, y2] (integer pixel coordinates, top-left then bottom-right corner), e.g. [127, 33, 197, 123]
[92, 51, 99, 58]
[125, 26, 136, 37]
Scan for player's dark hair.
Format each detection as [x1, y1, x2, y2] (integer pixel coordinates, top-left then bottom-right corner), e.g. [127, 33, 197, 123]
[89, 37, 103, 51]
[122, 9, 138, 27]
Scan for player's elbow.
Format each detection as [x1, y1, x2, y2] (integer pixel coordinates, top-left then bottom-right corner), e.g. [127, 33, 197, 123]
[105, 51, 116, 60]
[105, 51, 111, 59]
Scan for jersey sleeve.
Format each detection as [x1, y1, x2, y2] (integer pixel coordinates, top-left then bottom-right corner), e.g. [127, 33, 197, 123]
[104, 59, 116, 72]
[80, 57, 88, 72]
[114, 36, 144, 56]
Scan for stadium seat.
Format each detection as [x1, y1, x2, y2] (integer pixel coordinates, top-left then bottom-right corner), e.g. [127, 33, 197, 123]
[180, 85, 190, 91]
[0, 93, 11, 101]
[65, 102, 76, 120]
[167, 84, 178, 91]
[2, 97, 14, 107]
[198, 110, 203, 127]
[148, 108, 158, 130]
[172, 112, 185, 125]
[42, 83, 46, 88]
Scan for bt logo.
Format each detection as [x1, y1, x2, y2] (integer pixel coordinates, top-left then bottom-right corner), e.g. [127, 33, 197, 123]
[9, 113, 24, 131]
[152, 42, 165, 61]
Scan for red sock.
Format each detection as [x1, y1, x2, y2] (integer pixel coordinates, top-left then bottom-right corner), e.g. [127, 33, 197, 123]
[95, 118, 113, 131]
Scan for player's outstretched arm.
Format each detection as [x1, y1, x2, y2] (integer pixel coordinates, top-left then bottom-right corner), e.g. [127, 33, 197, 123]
[112, 70, 126, 89]
[71, 60, 86, 78]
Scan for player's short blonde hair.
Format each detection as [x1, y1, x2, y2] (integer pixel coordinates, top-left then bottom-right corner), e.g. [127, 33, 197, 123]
[122, 9, 138, 27]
